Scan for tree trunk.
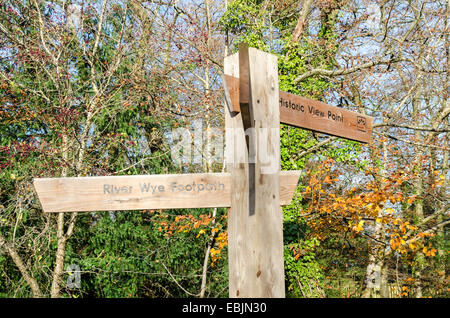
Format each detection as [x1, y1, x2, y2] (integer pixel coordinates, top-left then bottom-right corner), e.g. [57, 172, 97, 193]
[50, 133, 69, 298]
[291, 0, 314, 43]
[435, 136, 448, 293]
[380, 262, 389, 298]
[412, 58, 424, 298]
[49, 133, 78, 298]
[0, 234, 43, 298]
[362, 140, 388, 298]
[361, 221, 385, 298]
[199, 0, 214, 298]
[50, 217, 67, 298]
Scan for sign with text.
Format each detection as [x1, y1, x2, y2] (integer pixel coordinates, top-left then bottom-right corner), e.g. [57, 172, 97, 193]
[34, 171, 300, 212]
[224, 75, 373, 143]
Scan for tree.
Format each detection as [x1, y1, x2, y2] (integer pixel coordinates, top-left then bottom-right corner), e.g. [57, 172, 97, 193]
[1, 0, 230, 298]
[1, 0, 447, 298]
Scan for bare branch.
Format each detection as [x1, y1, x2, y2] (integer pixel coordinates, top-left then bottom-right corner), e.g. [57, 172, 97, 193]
[374, 122, 450, 133]
[375, 131, 450, 151]
[294, 56, 402, 83]
[161, 262, 200, 297]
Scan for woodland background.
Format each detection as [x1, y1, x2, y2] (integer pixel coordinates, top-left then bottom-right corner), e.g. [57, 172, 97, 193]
[0, 0, 448, 298]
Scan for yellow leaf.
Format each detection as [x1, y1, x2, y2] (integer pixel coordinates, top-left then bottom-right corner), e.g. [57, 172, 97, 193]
[196, 229, 206, 238]
[353, 220, 365, 233]
[210, 248, 220, 257]
[425, 248, 437, 257]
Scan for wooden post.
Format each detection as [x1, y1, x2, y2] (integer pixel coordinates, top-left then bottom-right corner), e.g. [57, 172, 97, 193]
[225, 45, 285, 298]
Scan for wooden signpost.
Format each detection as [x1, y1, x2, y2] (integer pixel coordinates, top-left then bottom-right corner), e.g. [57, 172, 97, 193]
[34, 44, 373, 299]
[33, 172, 301, 213]
[223, 75, 373, 144]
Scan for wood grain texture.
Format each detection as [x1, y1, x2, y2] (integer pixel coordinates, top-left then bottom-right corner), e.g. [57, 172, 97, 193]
[33, 172, 300, 213]
[238, 43, 253, 134]
[224, 52, 248, 299]
[223, 74, 240, 114]
[223, 75, 373, 143]
[279, 90, 373, 143]
[225, 47, 285, 298]
[247, 47, 284, 298]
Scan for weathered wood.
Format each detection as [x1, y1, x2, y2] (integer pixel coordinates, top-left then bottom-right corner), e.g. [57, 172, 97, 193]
[238, 43, 253, 134]
[225, 46, 285, 298]
[248, 46, 284, 298]
[33, 172, 300, 213]
[279, 90, 373, 143]
[224, 52, 248, 299]
[238, 44, 250, 106]
[223, 74, 373, 143]
[238, 44, 256, 216]
[222, 73, 239, 114]
[278, 170, 301, 204]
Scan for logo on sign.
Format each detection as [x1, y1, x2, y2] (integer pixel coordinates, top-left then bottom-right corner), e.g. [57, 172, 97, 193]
[357, 116, 367, 132]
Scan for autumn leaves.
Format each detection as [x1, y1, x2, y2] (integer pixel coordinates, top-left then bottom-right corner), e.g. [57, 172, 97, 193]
[299, 155, 444, 259]
[153, 211, 228, 267]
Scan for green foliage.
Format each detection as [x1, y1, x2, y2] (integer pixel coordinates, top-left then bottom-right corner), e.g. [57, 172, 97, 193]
[316, 234, 367, 298]
[62, 209, 228, 298]
[280, 124, 315, 171]
[67, 212, 157, 298]
[284, 238, 324, 298]
[220, 0, 268, 47]
[278, 39, 336, 99]
[325, 139, 365, 166]
[283, 201, 305, 245]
